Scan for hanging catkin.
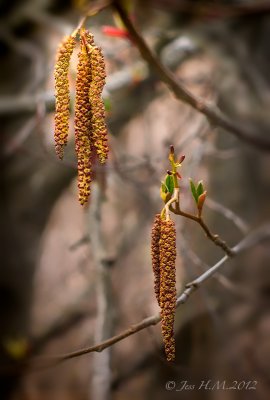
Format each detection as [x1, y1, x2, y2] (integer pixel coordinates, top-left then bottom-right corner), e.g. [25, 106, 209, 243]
[151, 214, 161, 305]
[53, 28, 109, 206]
[159, 218, 177, 362]
[54, 35, 76, 159]
[89, 46, 109, 164]
[74, 36, 92, 206]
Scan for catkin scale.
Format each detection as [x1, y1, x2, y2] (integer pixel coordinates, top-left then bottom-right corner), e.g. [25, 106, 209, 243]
[74, 38, 92, 205]
[54, 35, 76, 159]
[159, 219, 177, 362]
[151, 214, 161, 305]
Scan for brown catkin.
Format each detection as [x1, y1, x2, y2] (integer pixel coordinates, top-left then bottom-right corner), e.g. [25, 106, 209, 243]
[74, 37, 92, 205]
[54, 35, 76, 160]
[151, 214, 161, 305]
[89, 46, 109, 164]
[159, 219, 177, 362]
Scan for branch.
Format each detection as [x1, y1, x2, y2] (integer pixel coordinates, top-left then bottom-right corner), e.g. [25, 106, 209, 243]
[172, 202, 234, 257]
[112, 0, 270, 152]
[87, 181, 114, 400]
[30, 222, 270, 368]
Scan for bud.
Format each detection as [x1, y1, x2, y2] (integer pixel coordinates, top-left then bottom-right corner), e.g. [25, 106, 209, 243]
[159, 219, 177, 362]
[197, 191, 207, 217]
[54, 35, 76, 159]
[151, 214, 161, 305]
[178, 155, 185, 164]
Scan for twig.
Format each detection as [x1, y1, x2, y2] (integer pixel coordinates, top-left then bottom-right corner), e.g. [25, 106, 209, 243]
[171, 201, 234, 256]
[112, 0, 270, 152]
[29, 222, 270, 368]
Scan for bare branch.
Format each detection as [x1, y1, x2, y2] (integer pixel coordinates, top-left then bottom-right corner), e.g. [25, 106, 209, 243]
[171, 202, 234, 257]
[87, 181, 114, 400]
[30, 222, 270, 368]
[112, 0, 270, 152]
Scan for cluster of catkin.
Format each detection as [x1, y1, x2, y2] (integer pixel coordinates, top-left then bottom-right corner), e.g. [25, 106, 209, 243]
[54, 29, 108, 205]
[151, 214, 177, 362]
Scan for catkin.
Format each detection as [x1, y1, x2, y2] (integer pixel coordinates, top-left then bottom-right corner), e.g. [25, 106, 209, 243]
[74, 37, 92, 205]
[53, 29, 109, 206]
[159, 219, 177, 362]
[54, 35, 76, 160]
[89, 46, 109, 164]
[151, 214, 161, 305]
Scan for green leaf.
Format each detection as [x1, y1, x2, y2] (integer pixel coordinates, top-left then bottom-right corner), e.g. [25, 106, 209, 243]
[165, 174, 174, 194]
[160, 181, 172, 203]
[196, 180, 204, 198]
[161, 182, 167, 193]
[189, 178, 198, 204]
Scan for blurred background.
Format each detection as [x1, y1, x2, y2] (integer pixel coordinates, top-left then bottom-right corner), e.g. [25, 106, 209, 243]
[1, 0, 270, 399]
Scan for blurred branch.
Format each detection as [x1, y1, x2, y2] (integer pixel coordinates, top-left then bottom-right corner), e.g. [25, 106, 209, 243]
[88, 181, 113, 400]
[113, 0, 270, 152]
[31, 222, 270, 367]
[69, 234, 90, 251]
[180, 237, 252, 299]
[31, 302, 93, 355]
[206, 197, 249, 235]
[0, 34, 198, 117]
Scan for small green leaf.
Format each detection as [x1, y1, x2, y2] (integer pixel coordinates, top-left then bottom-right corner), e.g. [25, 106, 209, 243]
[196, 180, 204, 198]
[161, 182, 167, 193]
[160, 181, 172, 203]
[189, 178, 198, 204]
[165, 174, 175, 194]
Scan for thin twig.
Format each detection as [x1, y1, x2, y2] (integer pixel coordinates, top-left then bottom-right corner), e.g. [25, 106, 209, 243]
[112, 0, 270, 152]
[29, 223, 270, 368]
[172, 202, 234, 256]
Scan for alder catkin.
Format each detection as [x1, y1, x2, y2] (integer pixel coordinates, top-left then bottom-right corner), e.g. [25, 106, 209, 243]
[53, 29, 109, 206]
[74, 37, 92, 205]
[54, 35, 76, 159]
[159, 219, 177, 362]
[151, 214, 161, 305]
[89, 46, 109, 164]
